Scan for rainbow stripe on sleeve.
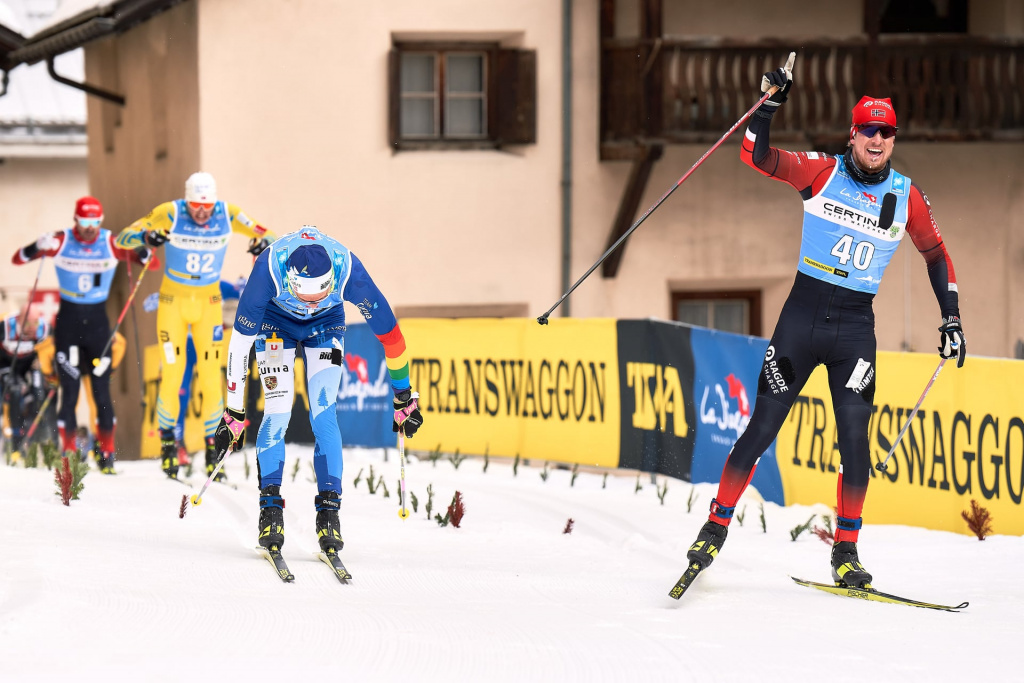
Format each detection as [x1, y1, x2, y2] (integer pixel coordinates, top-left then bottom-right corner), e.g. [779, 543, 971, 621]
[375, 324, 411, 392]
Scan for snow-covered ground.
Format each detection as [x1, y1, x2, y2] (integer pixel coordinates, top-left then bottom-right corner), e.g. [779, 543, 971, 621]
[1, 446, 1020, 682]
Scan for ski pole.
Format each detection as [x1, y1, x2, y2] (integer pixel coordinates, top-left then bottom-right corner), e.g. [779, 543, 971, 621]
[537, 53, 795, 324]
[12, 386, 57, 456]
[187, 453, 230, 509]
[398, 433, 409, 519]
[93, 260, 150, 376]
[183, 419, 249, 513]
[876, 358, 947, 473]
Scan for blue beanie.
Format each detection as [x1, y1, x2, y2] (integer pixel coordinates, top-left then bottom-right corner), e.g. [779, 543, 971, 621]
[286, 245, 334, 296]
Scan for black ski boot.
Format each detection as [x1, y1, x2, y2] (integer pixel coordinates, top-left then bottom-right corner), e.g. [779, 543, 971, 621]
[205, 437, 226, 482]
[686, 520, 729, 570]
[160, 430, 178, 479]
[258, 485, 285, 550]
[97, 451, 116, 475]
[315, 491, 344, 553]
[831, 541, 873, 588]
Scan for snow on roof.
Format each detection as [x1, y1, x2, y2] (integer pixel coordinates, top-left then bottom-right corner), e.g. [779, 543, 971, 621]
[0, 0, 86, 147]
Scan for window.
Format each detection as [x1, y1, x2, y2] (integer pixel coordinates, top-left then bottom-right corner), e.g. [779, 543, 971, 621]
[671, 291, 762, 337]
[389, 42, 536, 150]
[400, 51, 487, 139]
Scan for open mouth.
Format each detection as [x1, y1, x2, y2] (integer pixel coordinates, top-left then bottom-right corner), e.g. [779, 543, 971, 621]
[866, 147, 884, 162]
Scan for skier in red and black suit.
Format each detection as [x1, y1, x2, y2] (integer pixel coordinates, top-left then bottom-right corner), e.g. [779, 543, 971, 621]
[684, 57, 965, 588]
[11, 196, 154, 473]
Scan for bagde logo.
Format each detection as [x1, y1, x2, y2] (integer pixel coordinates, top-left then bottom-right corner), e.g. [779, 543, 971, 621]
[863, 99, 892, 110]
[871, 108, 886, 119]
[863, 192, 877, 203]
[345, 353, 369, 383]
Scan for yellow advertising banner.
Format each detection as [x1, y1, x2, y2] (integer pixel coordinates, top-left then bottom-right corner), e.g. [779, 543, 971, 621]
[777, 352, 1024, 536]
[400, 318, 620, 468]
[139, 330, 308, 458]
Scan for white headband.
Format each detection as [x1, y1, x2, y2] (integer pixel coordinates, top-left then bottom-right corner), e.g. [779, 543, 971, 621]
[288, 268, 333, 296]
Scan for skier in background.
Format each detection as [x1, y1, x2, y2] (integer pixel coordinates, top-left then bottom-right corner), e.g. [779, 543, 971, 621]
[685, 57, 966, 588]
[11, 196, 152, 472]
[213, 225, 423, 559]
[115, 173, 274, 481]
[1, 303, 55, 456]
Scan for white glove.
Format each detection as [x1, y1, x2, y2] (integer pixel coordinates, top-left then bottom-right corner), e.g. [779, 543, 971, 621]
[35, 233, 60, 252]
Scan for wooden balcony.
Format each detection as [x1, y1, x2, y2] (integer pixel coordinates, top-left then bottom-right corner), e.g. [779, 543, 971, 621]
[600, 36, 1024, 160]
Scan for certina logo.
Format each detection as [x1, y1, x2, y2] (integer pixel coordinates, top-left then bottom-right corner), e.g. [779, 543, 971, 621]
[822, 202, 888, 234]
[54, 257, 114, 273]
[169, 234, 229, 251]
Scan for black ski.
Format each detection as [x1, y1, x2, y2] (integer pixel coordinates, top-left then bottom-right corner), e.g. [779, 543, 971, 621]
[316, 550, 352, 582]
[668, 561, 705, 600]
[791, 577, 968, 612]
[256, 547, 295, 582]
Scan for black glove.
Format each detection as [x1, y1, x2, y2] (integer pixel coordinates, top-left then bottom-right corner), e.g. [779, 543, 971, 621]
[761, 68, 791, 104]
[134, 246, 153, 265]
[213, 408, 246, 460]
[392, 389, 423, 438]
[144, 230, 168, 247]
[938, 317, 966, 368]
[759, 52, 795, 108]
[247, 237, 271, 256]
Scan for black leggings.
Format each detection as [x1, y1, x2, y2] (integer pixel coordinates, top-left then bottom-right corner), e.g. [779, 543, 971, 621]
[54, 301, 114, 434]
[712, 273, 876, 536]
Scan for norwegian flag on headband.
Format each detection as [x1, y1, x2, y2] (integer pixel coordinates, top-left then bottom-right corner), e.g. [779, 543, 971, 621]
[852, 96, 897, 127]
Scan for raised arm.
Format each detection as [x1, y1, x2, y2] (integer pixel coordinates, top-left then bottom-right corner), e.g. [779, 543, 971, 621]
[115, 202, 177, 250]
[12, 231, 64, 265]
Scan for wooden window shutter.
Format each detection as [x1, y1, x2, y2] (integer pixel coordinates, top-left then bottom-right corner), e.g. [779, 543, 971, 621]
[387, 48, 400, 149]
[494, 48, 536, 145]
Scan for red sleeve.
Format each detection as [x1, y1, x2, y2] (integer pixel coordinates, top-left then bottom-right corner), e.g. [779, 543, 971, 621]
[906, 183, 959, 318]
[11, 232, 64, 265]
[740, 131, 836, 197]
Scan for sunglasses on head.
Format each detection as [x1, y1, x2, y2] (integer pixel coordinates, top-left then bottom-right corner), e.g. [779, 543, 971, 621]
[188, 201, 215, 211]
[856, 124, 898, 139]
[77, 218, 102, 228]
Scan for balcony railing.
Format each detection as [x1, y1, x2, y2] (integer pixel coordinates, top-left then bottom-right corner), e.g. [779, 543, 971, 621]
[601, 36, 1024, 157]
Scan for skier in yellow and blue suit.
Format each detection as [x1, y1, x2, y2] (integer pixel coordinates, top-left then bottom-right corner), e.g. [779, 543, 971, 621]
[116, 172, 275, 479]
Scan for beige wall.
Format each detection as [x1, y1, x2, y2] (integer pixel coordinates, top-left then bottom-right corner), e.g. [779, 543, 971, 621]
[196, 0, 567, 305]
[0, 157, 88, 308]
